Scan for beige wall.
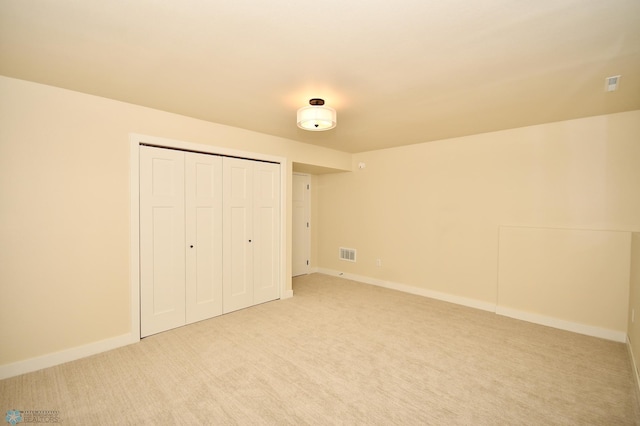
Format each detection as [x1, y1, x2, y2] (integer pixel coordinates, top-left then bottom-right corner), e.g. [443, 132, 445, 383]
[629, 233, 640, 387]
[0, 76, 351, 366]
[2, 73, 639, 370]
[497, 226, 630, 337]
[317, 110, 640, 331]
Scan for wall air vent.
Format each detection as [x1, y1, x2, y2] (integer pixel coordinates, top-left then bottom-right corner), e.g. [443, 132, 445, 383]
[605, 75, 621, 92]
[339, 247, 356, 262]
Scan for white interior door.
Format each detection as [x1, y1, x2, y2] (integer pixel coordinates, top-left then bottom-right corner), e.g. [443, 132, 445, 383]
[223, 157, 254, 313]
[140, 146, 186, 337]
[253, 162, 280, 304]
[185, 152, 223, 323]
[292, 173, 310, 277]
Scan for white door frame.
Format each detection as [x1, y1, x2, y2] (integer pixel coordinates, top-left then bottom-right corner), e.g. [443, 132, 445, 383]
[129, 133, 288, 341]
[292, 173, 311, 276]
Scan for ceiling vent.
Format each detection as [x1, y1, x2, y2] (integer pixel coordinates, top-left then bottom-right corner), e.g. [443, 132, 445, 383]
[605, 75, 621, 92]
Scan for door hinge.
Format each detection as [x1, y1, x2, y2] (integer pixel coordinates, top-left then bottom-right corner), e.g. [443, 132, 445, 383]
[306, 260, 309, 265]
[307, 184, 310, 190]
[307, 222, 309, 228]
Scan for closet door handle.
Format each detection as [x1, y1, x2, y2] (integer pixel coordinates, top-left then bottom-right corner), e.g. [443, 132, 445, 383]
[248, 240, 252, 243]
[190, 245, 194, 248]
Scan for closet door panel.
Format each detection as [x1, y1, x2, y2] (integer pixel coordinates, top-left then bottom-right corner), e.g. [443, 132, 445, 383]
[140, 146, 186, 337]
[186, 153, 223, 324]
[253, 163, 280, 304]
[223, 158, 254, 313]
[230, 207, 250, 293]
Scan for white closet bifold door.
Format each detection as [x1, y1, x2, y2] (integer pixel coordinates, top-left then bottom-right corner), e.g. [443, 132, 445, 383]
[140, 146, 279, 335]
[223, 157, 254, 313]
[140, 146, 223, 337]
[140, 146, 186, 337]
[252, 161, 280, 305]
[185, 152, 223, 323]
[222, 157, 280, 313]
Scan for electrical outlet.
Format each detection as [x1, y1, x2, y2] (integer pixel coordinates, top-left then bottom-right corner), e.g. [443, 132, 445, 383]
[376, 259, 382, 267]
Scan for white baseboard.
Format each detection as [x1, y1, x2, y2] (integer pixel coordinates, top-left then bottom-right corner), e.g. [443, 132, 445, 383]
[627, 336, 640, 404]
[281, 289, 294, 299]
[316, 268, 626, 343]
[316, 268, 496, 312]
[0, 333, 138, 380]
[4, 272, 627, 380]
[496, 306, 626, 343]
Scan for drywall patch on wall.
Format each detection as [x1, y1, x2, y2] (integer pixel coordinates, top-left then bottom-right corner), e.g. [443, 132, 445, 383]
[497, 226, 631, 337]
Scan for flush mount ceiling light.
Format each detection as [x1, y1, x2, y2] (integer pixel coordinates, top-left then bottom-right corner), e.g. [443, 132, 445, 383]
[297, 98, 337, 131]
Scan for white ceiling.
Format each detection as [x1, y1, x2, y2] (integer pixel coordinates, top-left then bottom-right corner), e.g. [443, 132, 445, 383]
[1, 0, 639, 153]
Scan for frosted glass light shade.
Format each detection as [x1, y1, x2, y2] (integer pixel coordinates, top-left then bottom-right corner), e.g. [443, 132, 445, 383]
[297, 105, 337, 131]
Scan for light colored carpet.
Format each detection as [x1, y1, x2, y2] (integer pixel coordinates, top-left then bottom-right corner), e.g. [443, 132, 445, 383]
[1, 273, 639, 425]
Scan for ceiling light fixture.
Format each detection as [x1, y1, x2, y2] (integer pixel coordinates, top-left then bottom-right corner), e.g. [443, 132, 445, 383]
[297, 98, 337, 131]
